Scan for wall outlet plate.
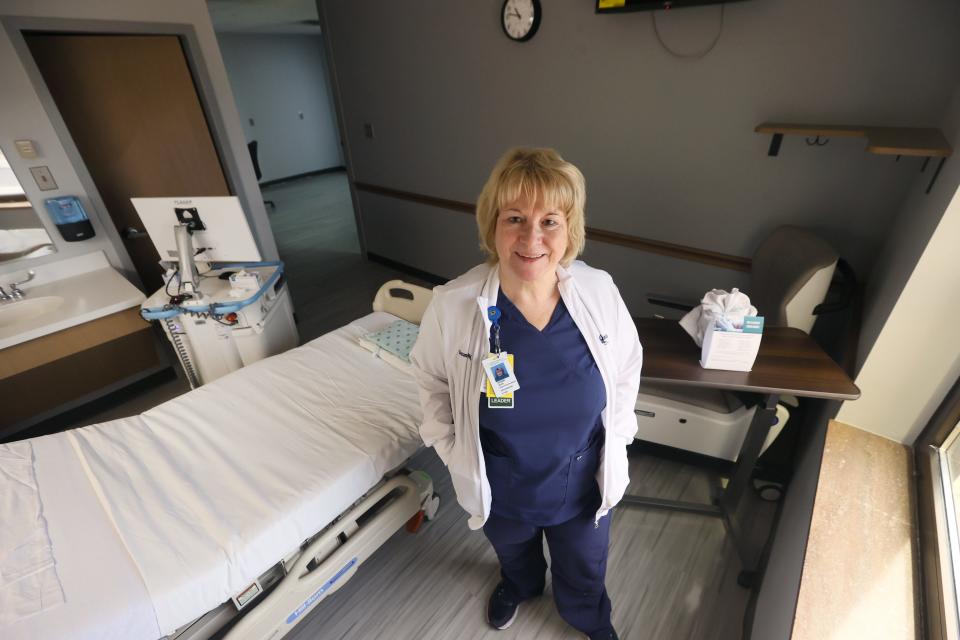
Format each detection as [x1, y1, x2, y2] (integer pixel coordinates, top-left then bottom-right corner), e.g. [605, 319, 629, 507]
[29, 166, 58, 191]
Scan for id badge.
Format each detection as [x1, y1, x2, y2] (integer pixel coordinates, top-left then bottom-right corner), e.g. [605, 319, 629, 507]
[485, 354, 515, 409]
[482, 352, 519, 398]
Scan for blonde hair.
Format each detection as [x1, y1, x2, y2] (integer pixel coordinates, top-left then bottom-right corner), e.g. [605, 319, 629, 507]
[476, 147, 586, 266]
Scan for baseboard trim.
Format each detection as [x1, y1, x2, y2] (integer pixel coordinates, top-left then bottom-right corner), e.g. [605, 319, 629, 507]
[259, 166, 346, 189]
[366, 253, 447, 286]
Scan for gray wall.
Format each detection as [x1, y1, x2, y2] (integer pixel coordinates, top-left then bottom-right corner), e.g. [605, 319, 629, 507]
[856, 83, 960, 373]
[319, 0, 960, 318]
[217, 33, 343, 183]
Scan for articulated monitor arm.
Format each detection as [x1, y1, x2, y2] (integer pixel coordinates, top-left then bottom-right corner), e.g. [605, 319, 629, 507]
[174, 223, 202, 300]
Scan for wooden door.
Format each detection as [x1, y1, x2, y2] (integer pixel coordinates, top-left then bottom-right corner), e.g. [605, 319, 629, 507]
[25, 34, 231, 292]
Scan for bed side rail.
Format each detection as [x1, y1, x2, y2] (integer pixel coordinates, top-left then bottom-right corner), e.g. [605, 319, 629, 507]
[372, 280, 433, 324]
[223, 473, 423, 640]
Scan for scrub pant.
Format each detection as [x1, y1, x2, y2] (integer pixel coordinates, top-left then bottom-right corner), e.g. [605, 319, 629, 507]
[483, 502, 613, 638]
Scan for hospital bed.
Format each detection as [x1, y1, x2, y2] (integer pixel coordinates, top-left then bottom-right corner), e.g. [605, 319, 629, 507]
[1, 282, 435, 640]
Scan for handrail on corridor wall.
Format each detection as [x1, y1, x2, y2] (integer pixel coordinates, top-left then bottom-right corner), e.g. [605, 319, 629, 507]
[353, 181, 752, 273]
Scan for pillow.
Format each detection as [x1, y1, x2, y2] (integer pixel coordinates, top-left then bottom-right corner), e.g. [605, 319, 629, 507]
[357, 319, 420, 370]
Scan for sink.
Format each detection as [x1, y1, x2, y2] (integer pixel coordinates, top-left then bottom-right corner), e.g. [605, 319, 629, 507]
[0, 296, 65, 329]
[0, 252, 148, 350]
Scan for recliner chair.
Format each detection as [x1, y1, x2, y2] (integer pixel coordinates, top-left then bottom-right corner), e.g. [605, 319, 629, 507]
[634, 226, 844, 462]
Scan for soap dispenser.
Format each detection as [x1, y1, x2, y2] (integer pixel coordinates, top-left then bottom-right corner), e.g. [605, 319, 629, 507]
[44, 195, 96, 241]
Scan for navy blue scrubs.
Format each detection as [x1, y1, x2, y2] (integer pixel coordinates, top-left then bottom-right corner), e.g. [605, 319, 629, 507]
[480, 290, 613, 638]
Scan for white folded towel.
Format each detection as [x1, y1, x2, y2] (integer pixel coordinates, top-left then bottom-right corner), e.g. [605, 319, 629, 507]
[0, 442, 64, 624]
[679, 288, 758, 347]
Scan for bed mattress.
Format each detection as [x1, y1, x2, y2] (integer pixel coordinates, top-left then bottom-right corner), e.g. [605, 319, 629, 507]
[3, 312, 423, 640]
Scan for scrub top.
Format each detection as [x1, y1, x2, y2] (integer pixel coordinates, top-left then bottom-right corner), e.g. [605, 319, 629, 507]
[479, 289, 606, 526]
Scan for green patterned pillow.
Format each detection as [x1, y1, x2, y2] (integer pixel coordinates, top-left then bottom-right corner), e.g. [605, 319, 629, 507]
[362, 319, 420, 363]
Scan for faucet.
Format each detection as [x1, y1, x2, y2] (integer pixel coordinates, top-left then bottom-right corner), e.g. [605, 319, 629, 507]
[7, 270, 35, 300]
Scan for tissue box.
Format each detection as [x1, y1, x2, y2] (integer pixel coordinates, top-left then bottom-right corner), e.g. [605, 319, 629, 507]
[700, 316, 764, 372]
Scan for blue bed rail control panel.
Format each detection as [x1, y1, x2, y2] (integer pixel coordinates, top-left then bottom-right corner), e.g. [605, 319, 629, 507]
[286, 557, 358, 624]
[44, 195, 95, 242]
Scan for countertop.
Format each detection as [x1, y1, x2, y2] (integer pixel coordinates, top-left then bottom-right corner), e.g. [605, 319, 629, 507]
[0, 252, 146, 350]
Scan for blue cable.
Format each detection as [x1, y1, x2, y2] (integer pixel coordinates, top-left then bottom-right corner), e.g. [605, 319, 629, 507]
[140, 261, 284, 321]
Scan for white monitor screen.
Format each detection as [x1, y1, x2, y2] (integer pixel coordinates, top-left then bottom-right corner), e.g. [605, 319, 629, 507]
[130, 196, 261, 262]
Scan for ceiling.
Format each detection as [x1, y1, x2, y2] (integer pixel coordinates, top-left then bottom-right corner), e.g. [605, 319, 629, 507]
[205, 0, 321, 35]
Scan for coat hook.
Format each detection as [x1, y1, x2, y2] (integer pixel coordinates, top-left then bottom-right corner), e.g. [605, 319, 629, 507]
[805, 135, 829, 146]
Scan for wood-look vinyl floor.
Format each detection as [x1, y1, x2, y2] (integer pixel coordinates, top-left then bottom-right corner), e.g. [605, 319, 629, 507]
[262, 171, 434, 339]
[53, 173, 766, 639]
[283, 445, 762, 640]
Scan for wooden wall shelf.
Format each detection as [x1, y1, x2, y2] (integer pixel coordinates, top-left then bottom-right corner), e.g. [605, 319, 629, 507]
[756, 122, 953, 193]
[756, 122, 952, 157]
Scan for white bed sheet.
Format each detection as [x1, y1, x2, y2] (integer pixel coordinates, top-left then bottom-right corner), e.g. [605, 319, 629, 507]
[6, 420, 162, 640]
[3, 312, 423, 640]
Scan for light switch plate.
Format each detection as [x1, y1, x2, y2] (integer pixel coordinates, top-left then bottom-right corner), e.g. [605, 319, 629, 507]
[14, 139, 38, 159]
[29, 166, 58, 191]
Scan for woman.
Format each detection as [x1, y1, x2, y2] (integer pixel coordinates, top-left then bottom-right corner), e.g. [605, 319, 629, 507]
[410, 147, 642, 640]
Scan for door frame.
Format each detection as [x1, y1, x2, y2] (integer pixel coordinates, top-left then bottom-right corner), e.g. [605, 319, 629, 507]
[1, 16, 273, 289]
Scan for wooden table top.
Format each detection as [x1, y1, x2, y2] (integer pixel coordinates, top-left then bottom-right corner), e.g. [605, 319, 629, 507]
[634, 318, 860, 401]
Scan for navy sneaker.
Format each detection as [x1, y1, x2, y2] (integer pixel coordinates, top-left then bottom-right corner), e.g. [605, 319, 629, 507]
[589, 630, 619, 640]
[486, 583, 519, 630]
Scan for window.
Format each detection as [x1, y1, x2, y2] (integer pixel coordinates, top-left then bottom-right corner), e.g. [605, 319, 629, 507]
[0, 147, 27, 198]
[0, 147, 57, 263]
[917, 378, 960, 640]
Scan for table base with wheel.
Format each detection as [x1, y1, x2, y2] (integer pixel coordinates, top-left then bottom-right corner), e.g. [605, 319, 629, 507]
[623, 319, 860, 587]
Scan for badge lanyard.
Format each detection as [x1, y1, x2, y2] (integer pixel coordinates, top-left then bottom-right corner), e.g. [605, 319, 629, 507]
[483, 305, 519, 403]
[488, 306, 502, 354]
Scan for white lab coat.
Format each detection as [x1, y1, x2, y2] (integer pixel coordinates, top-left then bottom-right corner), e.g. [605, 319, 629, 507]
[410, 261, 643, 529]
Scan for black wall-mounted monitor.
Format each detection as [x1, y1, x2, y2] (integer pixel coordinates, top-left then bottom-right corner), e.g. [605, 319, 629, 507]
[597, 0, 749, 13]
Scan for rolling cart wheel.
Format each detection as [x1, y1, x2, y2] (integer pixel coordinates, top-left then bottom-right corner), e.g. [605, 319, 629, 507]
[423, 493, 441, 521]
[754, 483, 783, 502]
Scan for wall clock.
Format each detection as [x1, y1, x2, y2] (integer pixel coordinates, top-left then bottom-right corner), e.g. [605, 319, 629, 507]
[501, 0, 541, 42]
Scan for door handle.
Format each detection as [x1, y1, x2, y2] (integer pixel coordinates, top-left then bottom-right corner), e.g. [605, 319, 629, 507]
[122, 226, 148, 239]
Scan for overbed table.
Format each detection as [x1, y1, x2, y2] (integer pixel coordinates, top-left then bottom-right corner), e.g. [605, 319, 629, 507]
[626, 318, 860, 585]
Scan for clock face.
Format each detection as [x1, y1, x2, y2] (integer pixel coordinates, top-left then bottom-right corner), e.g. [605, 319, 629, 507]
[502, 0, 541, 42]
